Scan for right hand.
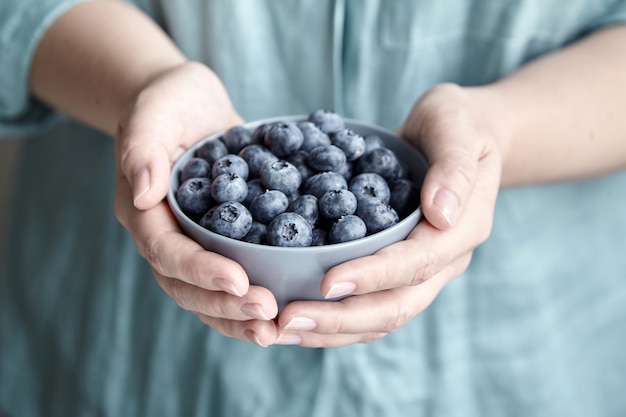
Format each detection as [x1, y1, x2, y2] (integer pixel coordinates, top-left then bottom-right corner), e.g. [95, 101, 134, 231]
[113, 61, 279, 346]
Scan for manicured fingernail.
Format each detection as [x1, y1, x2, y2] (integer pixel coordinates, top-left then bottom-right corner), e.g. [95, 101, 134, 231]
[325, 282, 356, 299]
[241, 303, 270, 321]
[275, 333, 302, 345]
[433, 188, 459, 226]
[243, 329, 268, 347]
[133, 168, 150, 207]
[283, 316, 317, 331]
[212, 278, 243, 297]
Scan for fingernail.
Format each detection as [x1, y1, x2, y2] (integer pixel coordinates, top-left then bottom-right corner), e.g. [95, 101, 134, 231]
[275, 333, 302, 345]
[283, 316, 317, 331]
[212, 278, 243, 297]
[433, 188, 459, 226]
[243, 329, 268, 347]
[325, 282, 356, 299]
[241, 303, 270, 321]
[133, 168, 150, 207]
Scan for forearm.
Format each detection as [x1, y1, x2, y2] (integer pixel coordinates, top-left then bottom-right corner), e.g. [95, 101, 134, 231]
[29, 0, 186, 136]
[474, 24, 626, 187]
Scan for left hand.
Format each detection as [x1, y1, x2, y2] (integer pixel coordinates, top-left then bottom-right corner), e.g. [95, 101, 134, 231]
[275, 83, 508, 347]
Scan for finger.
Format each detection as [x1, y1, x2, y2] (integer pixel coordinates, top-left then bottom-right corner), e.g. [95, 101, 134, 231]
[197, 313, 279, 347]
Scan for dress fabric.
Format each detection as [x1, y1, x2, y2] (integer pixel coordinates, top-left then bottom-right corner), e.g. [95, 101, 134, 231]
[1, 1, 626, 416]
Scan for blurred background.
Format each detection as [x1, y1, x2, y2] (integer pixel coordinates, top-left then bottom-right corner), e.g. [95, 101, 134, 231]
[0, 139, 20, 257]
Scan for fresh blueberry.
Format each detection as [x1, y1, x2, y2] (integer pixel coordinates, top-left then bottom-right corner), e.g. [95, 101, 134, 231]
[355, 147, 402, 182]
[180, 157, 212, 182]
[242, 221, 267, 244]
[287, 194, 319, 226]
[222, 125, 252, 154]
[311, 228, 328, 246]
[249, 190, 289, 223]
[331, 129, 366, 161]
[286, 150, 315, 181]
[297, 121, 331, 152]
[329, 215, 367, 244]
[364, 135, 385, 152]
[286, 187, 300, 204]
[307, 145, 347, 172]
[264, 121, 303, 157]
[337, 160, 354, 182]
[176, 177, 213, 217]
[318, 189, 358, 220]
[259, 160, 302, 196]
[349, 173, 391, 204]
[212, 154, 249, 180]
[238, 144, 278, 179]
[251, 123, 273, 145]
[197, 138, 228, 165]
[211, 173, 248, 204]
[302, 171, 348, 198]
[266, 212, 313, 247]
[205, 201, 252, 239]
[308, 109, 345, 134]
[243, 178, 266, 206]
[356, 197, 400, 234]
[389, 178, 420, 218]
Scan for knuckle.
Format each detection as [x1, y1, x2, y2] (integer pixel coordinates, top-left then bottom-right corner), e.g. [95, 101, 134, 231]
[408, 250, 441, 286]
[381, 304, 412, 334]
[142, 233, 168, 276]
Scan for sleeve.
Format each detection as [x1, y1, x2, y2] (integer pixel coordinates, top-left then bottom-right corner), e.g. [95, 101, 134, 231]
[586, 0, 626, 33]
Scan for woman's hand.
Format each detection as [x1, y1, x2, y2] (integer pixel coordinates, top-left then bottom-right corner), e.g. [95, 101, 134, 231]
[114, 62, 280, 346]
[275, 84, 508, 347]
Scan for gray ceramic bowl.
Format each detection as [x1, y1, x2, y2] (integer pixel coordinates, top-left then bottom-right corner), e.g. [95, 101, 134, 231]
[167, 116, 429, 310]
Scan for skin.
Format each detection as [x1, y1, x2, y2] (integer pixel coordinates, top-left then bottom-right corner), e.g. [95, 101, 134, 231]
[29, 1, 626, 347]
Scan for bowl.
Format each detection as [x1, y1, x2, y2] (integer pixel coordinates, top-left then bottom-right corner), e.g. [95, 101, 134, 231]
[167, 115, 429, 310]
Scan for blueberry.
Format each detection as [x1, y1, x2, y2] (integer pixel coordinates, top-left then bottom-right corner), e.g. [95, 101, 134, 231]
[349, 173, 391, 204]
[331, 129, 366, 161]
[222, 125, 252, 154]
[249, 190, 289, 223]
[302, 171, 348, 198]
[180, 157, 211, 182]
[287, 194, 319, 226]
[242, 221, 267, 244]
[308, 109, 345, 134]
[212, 154, 249, 180]
[356, 197, 400, 234]
[259, 160, 302, 196]
[286, 150, 315, 181]
[355, 147, 402, 182]
[266, 212, 313, 247]
[311, 228, 328, 246]
[329, 215, 367, 244]
[176, 177, 213, 216]
[251, 123, 273, 145]
[197, 138, 228, 165]
[264, 121, 303, 157]
[337, 160, 354, 182]
[205, 201, 252, 239]
[307, 145, 347, 172]
[364, 135, 385, 152]
[297, 121, 331, 152]
[389, 178, 420, 218]
[243, 178, 266, 206]
[211, 173, 248, 204]
[238, 144, 278, 179]
[318, 189, 358, 220]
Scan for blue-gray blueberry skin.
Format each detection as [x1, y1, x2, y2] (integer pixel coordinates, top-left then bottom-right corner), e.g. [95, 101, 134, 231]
[329, 214, 367, 244]
[297, 121, 331, 152]
[176, 177, 213, 217]
[364, 134, 385, 152]
[264, 121, 304, 157]
[259, 160, 302, 196]
[331, 129, 366, 161]
[266, 212, 313, 247]
[180, 157, 212, 182]
[238, 144, 278, 179]
[355, 147, 402, 182]
[197, 138, 228, 165]
[349, 172, 391, 204]
[205, 201, 253, 240]
[337, 160, 354, 182]
[302, 171, 348, 198]
[318, 189, 358, 220]
[356, 196, 400, 234]
[308, 109, 345, 134]
[211, 154, 249, 180]
[249, 190, 289, 224]
[243, 178, 266, 206]
[242, 221, 267, 244]
[222, 125, 252, 154]
[210, 173, 248, 204]
[389, 178, 420, 218]
[251, 123, 273, 145]
[307, 145, 347, 172]
[311, 227, 328, 246]
[286, 150, 315, 181]
[287, 194, 319, 226]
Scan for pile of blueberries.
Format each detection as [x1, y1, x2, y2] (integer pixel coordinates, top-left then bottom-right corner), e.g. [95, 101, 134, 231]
[175, 110, 420, 247]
